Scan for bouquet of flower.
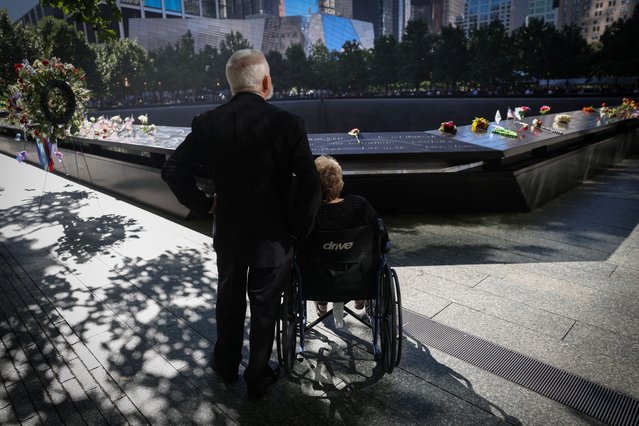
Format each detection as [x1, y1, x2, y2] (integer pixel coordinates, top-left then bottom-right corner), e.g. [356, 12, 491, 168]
[619, 98, 637, 116]
[137, 114, 156, 134]
[439, 121, 457, 135]
[539, 105, 551, 115]
[491, 126, 518, 138]
[532, 118, 543, 127]
[471, 117, 489, 133]
[4, 58, 90, 142]
[515, 106, 531, 119]
[554, 114, 572, 124]
[348, 128, 361, 143]
[79, 114, 156, 139]
[582, 106, 594, 113]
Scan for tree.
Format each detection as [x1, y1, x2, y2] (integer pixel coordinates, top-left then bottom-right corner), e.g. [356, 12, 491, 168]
[36, 16, 99, 91]
[597, 7, 639, 79]
[40, 0, 122, 41]
[468, 20, 513, 90]
[219, 31, 253, 59]
[0, 10, 42, 90]
[512, 18, 560, 84]
[554, 25, 593, 81]
[335, 41, 370, 94]
[96, 38, 151, 104]
[431, 25, 470, 92]
[400, 19, 433, 91]
[308, 41, 338, 93]
[371, 35, 402, 95]
[285, 43, 310, 93]
[265, 50, 289, 94]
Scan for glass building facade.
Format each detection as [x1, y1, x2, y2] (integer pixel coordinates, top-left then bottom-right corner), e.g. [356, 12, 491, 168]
[460, 0, 514, 34]
[128, 14, 374, 55]
[526, 0, 558, 25]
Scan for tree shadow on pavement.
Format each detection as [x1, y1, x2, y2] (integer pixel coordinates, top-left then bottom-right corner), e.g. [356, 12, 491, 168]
[0, 190, 146, 424]
[274, 323, 523, 425]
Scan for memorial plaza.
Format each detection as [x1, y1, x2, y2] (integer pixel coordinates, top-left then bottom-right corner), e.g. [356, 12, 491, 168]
[1, 136, 638, 424]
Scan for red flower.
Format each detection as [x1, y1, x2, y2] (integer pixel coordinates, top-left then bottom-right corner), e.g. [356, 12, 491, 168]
[13, 63, 23, 74]
[73, 68, 78, 75]
[20, 115, 27, 124]
[601, 102, 606, 107]
[42, 59, 49, 66]
[34, 130, 40, 137]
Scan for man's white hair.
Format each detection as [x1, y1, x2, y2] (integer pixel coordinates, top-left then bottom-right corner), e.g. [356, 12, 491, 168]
[225, 49, 270, 95]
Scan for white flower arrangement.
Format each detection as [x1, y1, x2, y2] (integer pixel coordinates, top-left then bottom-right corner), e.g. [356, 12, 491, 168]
[79, 114, 156, 139]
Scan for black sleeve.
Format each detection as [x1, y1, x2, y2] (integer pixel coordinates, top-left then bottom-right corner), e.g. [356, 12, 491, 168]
[161, 117, 214, 219]
[289, 117, 321, 239]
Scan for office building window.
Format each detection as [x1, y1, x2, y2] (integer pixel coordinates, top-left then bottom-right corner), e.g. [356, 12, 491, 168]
[184, 0, 200, 15]
[145, 0, 161, 9]
[165, 0, 182, 12]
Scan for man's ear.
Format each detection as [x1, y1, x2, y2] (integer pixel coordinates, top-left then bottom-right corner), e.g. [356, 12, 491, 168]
[262, 75, 270, 93]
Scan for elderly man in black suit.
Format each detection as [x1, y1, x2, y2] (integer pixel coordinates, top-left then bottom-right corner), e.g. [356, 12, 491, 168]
[161, 49, 321, 399]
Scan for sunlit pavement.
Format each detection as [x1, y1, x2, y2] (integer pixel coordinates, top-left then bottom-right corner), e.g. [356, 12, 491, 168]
[1, 150, 638, 425]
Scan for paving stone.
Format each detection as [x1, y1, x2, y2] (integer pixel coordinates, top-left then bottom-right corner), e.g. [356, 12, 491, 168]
[0, 403, 18, 425]
[562, 320, 639, 364]
[71, 341, 102, 371]
[476, 273, 639, 341]
[0, 383, 11, 410]
[61, 378, 108, 425]
[406, 270, 576, 339]
[3, 380, 38, 422]
[90, 367, 126, 403]
[114, 396, 149, 425]
[433, 303, 639, 400]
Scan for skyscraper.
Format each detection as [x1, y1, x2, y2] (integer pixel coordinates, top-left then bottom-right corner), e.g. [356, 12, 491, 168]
[458, 0, 515, 35]
[557, 0, 636, 42]
[352, 0, 408, 40]
[411, 0, 444, 32]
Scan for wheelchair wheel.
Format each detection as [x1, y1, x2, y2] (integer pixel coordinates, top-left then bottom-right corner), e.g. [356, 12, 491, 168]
[391, 267, 403, 367]
[277, 268, 299, 372]
[379, 265, 402, 373]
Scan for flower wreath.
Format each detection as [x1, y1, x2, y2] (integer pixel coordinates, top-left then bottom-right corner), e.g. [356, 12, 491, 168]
[40, 79, 76, 126]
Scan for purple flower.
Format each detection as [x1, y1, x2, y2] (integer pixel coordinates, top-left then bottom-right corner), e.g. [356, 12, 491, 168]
[16, 151, 28, 163]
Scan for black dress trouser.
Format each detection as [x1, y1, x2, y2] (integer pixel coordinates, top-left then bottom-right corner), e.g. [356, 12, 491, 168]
[213, 253, 290, 382]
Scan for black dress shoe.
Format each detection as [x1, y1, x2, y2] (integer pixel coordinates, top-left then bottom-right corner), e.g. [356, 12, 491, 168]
[246, 365, 280, 400]
[208, 356, 239, 384]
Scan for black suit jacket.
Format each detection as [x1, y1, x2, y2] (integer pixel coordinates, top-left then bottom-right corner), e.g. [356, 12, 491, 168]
[161, 92, 321, 267]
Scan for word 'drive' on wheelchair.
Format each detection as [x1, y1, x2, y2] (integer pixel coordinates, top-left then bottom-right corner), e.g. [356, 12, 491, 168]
[277, 219, 403, 374]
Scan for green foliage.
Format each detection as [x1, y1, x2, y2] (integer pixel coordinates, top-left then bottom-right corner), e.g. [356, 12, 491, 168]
[0, 10, 42, 91]
[285, 43, 310, 92]
[40, 0, 122, 41]
[95, 38, 151, 99]
[432, 26, 470, 91]
[597, 7, 639, 78]
[512, 18, 560, 81]
[335, 41, 371, 94]
[36, 17, 99, 91]
[468, 20, 513, 87]
[372, 35, 402, 94]
[308, 41, 338, 93]
[400, 19, 433, 90]
[266, 50, 288, 93]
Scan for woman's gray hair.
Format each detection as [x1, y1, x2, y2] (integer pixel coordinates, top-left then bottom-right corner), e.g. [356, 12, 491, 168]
[225, 49, 270, 95]
[315, 155, 344, 201]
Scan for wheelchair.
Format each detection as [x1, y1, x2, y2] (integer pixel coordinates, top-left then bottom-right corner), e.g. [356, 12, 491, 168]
[277, 219, 402, 374]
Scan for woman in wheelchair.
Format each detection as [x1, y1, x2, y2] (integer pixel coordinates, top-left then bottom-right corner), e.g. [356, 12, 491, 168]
[313, 155, 390, 316]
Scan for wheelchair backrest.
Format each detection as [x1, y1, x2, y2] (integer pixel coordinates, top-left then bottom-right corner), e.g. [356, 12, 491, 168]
[298, 222, 381, 302]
